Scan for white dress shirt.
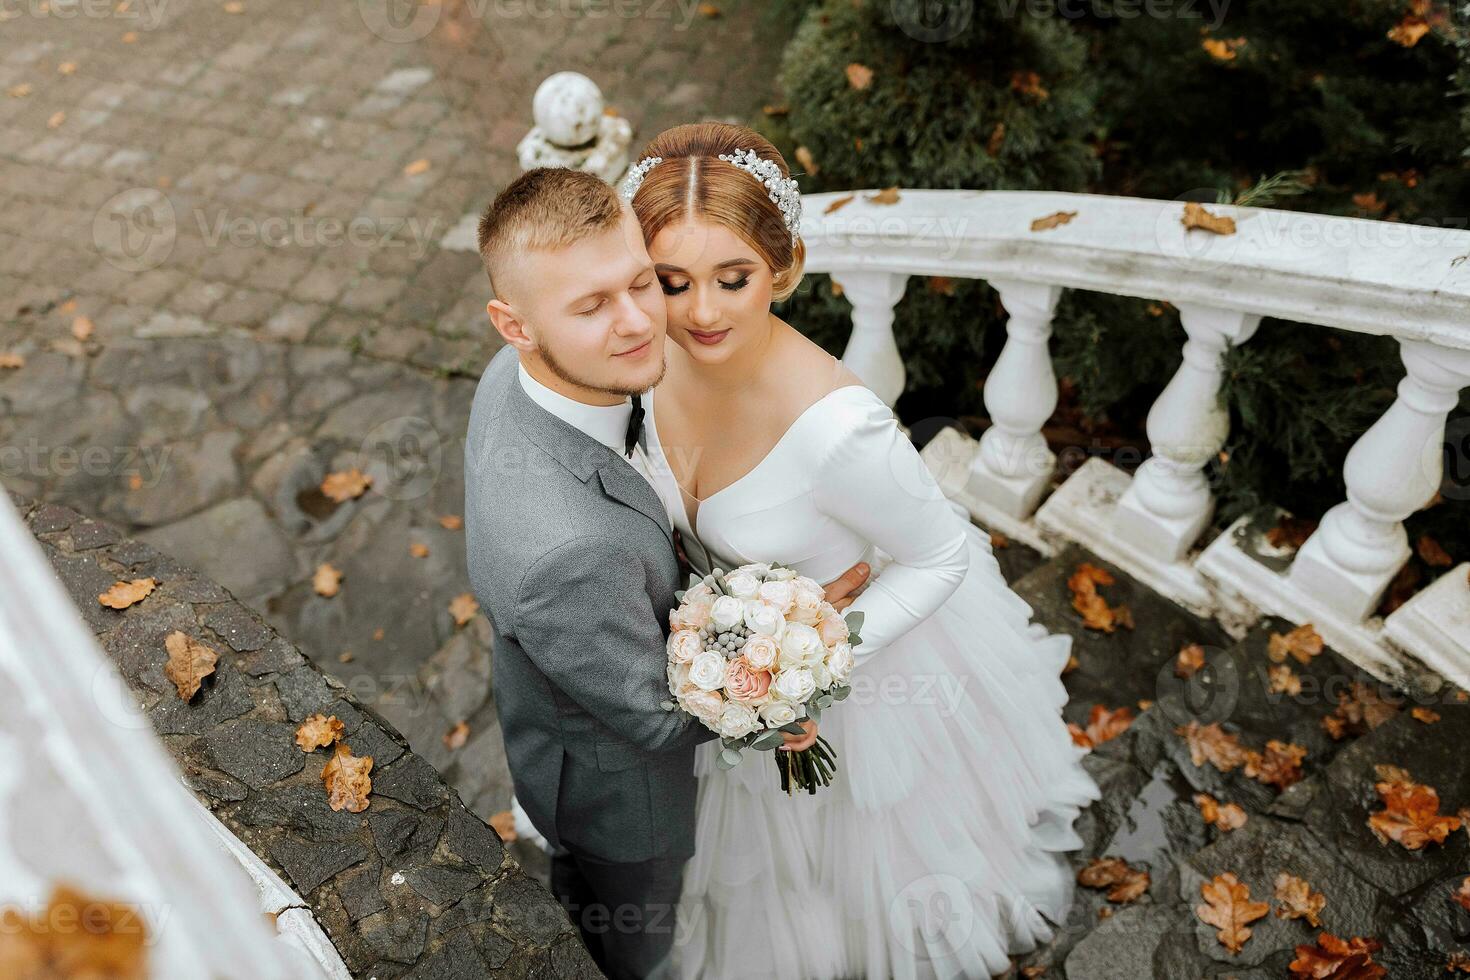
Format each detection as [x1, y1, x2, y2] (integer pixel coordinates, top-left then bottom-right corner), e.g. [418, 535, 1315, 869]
[517, 363, 655, 489]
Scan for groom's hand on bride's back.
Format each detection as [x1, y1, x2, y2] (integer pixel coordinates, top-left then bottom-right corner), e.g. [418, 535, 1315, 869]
[822, 561, 870, 612]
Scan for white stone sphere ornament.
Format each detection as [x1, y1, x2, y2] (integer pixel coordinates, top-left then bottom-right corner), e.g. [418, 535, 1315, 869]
[516, 71, 632, 184]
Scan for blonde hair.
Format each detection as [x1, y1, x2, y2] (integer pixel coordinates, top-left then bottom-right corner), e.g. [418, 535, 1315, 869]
[477, 167, 623, 301]
[629, 122, 806, 302]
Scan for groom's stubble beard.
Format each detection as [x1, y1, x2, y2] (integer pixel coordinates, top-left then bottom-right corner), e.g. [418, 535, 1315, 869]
[536, 335, 666, 399]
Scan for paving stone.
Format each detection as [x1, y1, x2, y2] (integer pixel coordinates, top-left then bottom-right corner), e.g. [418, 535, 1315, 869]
[373, 754, 450, 811]
[192, 719, 304, 789]
[403, 865, 481, 908]
[138, 496, 297, 600]
[367, 808, 445, 862]
[268, 836, 369, 897]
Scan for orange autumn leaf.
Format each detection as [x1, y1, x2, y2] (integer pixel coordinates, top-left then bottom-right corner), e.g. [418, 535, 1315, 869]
[449, 592, 479, 627]
[1411, 706, 1440, 723]
[1031, 209, 1077, 232]
[403, 158, 431, 177]
[1062, 653, 1079, 676]
[1268, 664, 1303, 697]
[1182, 201, 1236, 235]
[1071, 704, 1135, 750]
[1244, 740, 1308, 790]
[986, 120, 1006, 156]
[409, 542, 430, 558]
[0, 884, 149, 979]
[1196, 872, 1269, 954]
[1077, 857, 1150, 903]
[443, 721, 470, 750]
[794, 145, 819, 177]
[1387, 13, 1430, 46]
[845, 63, 873, 90]
[98, 577, 156, 610]
[313, 563, 343, 598]
[1195, 793, 1248, 831]
[867, 186, 901, 206]
[697, 1, 720, 16]
[163, 631, 218, 701]
[824, 194, 856, 215]
[1268, 623, 1323, 665]
[1009, 69, 1048, 100]
[1266, 516, 1316, 549]
[1367, 765, 1462, 850]
[1067, 563, 1132, 632]
[0, 352, 25, 369]
[1322, 681, 1399, 740]
[1274, 873, 1326, 928]
[438, 514, 463, 530]
[1176, 643, 1206, 678]
[1202, 36, 1247, 60]
[1288, 933, 1386, 979]
[321, 743, 373, 813]
[1453, 876, 1470, 913]
[1176, 720, 1250, 773]
[295, 714, 345, 752]
[47, 110, 65, 129]
[71, 315, 94, 341]
[320, 468, 372, 502]
[989, 531, 1010, 549]
[489, 810, 518, 842]
[1447, 951, 1470, 973]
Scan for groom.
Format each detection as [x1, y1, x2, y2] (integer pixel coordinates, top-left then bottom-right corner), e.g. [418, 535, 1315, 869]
[464, 167, 868, 979]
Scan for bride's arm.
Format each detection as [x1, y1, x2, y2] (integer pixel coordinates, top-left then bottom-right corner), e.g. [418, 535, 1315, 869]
[811, 396, 970, 660]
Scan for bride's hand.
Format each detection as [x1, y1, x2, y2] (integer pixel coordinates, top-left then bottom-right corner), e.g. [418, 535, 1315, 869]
[822, 562, 870, 612]
[779, 718, 818, 752]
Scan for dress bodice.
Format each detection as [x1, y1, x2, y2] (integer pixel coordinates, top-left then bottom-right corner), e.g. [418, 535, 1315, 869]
[644, 383, 975, 659]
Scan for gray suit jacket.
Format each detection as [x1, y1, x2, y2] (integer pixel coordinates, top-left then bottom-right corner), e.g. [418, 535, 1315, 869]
[464, 346, 714, 864]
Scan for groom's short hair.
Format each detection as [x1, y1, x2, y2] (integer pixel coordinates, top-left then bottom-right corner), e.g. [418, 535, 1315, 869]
[477, 167, 624, 304]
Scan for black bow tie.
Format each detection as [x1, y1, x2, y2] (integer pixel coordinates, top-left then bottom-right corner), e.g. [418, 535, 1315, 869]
[624, 394, 645, 459]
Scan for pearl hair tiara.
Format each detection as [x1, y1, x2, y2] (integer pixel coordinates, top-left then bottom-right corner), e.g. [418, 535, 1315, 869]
[619, 148, 803, 246]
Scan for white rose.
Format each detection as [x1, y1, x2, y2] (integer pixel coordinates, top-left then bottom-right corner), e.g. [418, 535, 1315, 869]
[724, 570, 760, 600]
[772, 667, 817, 705]
[779, 622, 825, 669]
[758, 580, 796, 614]
[829, 641, 854, 684]
[689, 651, 727, 692]
[668, 661, 693, 697]
[816, 605, 850, 647]
[741, 634, 779, 671]
[716, 701, 761, 739]
[768, 566, 799, 581]
[789, 579, 824, 625]
[759, 700, 799, 727]
[709, 595, 744, 632]
[684, 582, 716, 606]
[667, 629, 703, 665]
[811, 661, 832, 691]
[680, 689, 724, 727]
[743, 600, 785, 637]
[735, 561, 772, 578]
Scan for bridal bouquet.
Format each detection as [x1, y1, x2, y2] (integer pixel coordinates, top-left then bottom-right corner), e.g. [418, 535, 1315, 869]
[661, 562, 862, 794]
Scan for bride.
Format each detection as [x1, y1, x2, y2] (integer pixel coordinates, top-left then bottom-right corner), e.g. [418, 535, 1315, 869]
[623, 122, 1102, 980]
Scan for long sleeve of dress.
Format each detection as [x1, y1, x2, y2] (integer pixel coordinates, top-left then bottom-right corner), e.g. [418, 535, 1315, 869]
[811, 395, 970, 660]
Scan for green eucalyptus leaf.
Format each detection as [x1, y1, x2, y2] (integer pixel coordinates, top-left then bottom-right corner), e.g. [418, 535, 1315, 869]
[719, 747, 743, 768]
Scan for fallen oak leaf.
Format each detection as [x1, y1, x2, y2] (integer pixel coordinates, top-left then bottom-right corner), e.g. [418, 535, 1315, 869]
[1182, 201, 1236, 235]
[98, 577, 156, 609]
[1268, 623, 1323, 665]
[489, 810, 518, 842]
[320, 468, 371, 502]
[1268, 664, 1303, 697]
[1274, 872, 1326, 928]
[438, 514, 463, 530]
[845, 62, 873, 90]
[163, 630, 218, 701]
[1244, 739, 1308, 791]
[0, 352, 25, 369]
[443, 721, 470, 750]
[1367, 765, 1462, 850]
[1452, 876, 1470, 914]
[409, 542, 429, 558]
[403, 158, 431, 177]
[1411, 706, 1440, 723]
[1176, 643, 1206, 678]
[867, 186, 901, 206]
[1176, 720, 1250, 773]
[1288, 933, 1386, 979]
[794, 145, 819, 177]
[449, 592, 479, 627]
[296, 713, 345, 752]
[321, 743, 373, 813]
[1197, 872, 1269, 955]
[1030, 210, 1077, 232]
[1416, 534, 1452, 567]
[1195, 793, 1248, 831]
[1077, 856, 1150, 903]
[313, 563, 343, 598]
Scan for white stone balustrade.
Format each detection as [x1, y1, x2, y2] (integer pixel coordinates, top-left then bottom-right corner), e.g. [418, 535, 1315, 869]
[1289, 340, 1470, 620]
[1114, 305, 1261, 563]
[800, 188, 1470, 687]
[828, 270, 908, 407]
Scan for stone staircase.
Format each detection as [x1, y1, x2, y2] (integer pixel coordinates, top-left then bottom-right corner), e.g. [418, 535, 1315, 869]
[993, 542, 1470, 979]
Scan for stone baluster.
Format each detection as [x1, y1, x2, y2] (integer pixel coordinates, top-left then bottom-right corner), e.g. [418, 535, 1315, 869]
[1114, 305, 1261, 562]
[965, 279, 1063, 518]
[1288, 339, 1470, 621]
[830, 270, 909, 407]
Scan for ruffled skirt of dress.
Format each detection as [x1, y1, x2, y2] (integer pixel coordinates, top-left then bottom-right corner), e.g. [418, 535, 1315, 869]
[671, 525, 1101, 980]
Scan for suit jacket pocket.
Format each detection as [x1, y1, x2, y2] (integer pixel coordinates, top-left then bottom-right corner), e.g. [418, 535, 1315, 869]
[596, 739, 642, 772]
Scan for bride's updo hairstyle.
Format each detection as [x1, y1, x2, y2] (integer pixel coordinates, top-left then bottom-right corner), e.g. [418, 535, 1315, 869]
[628, 122, 805, 302]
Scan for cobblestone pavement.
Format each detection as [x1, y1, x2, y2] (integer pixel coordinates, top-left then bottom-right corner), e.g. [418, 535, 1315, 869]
[0, 0, 792, 824]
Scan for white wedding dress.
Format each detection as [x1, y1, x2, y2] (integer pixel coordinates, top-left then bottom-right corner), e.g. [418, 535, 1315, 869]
[643, 373, 1102, 980]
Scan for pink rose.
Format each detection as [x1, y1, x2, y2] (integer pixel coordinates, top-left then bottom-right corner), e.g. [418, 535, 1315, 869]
[667, 629, 703, 665]
[817, 610, 849, 648]
[723, 657, 773, 705]
[671, 601, 711, 632]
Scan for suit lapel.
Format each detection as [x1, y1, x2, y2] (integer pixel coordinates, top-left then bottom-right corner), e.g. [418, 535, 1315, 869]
[598, 460, 674, 549]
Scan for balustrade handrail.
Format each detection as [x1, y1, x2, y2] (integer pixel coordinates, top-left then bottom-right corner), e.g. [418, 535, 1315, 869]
[799, 189, 1470, 347]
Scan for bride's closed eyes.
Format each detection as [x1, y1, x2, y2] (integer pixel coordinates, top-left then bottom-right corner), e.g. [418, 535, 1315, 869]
[659, 274, 750, 296]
